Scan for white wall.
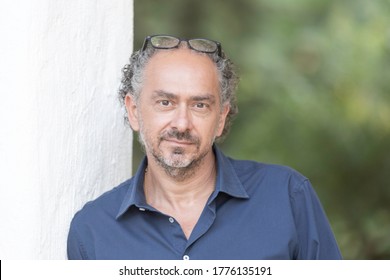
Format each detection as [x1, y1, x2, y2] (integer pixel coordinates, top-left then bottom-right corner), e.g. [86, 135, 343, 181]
[0, 0, 133, 259]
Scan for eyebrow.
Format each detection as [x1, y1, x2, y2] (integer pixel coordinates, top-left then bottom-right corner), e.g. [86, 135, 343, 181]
[152, 90, 177, 100]
[152, 90, 216, 104]
[191, 94, 216, 103]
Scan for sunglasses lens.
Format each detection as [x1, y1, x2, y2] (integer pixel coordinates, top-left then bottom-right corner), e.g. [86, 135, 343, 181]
[144, 35, 221, 56]
[188, 39, 218, 53]
[150, 36, 180, 49]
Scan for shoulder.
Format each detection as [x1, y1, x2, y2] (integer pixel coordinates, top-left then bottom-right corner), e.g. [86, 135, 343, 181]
[71, 178, 133, 226]
[227, 156, 311, 195]
[230, 157, 307, 182]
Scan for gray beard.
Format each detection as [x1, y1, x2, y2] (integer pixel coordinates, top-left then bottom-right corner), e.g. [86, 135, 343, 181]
[152, 146, 209, 181]
[137, 130, 209, 181]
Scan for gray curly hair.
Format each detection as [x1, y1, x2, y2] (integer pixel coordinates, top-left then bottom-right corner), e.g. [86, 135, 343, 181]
[118, 43, 239, 142]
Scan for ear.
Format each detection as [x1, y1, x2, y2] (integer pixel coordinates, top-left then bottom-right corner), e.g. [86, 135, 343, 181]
[125, 94, 140, 131]
[216, 103, 230, 137]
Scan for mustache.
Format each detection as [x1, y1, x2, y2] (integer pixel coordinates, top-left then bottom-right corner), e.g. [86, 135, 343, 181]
[160, 129, 200, 144]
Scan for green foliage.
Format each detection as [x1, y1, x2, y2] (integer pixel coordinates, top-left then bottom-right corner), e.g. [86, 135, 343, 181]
[133, 0, 390, 259]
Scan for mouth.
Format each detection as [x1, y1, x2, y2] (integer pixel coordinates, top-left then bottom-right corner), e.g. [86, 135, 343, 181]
[164, 138, 194, 146]
[159, 130, 200, 148]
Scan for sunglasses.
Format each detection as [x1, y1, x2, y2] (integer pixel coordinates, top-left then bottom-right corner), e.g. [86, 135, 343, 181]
[141, 35, 222, 57]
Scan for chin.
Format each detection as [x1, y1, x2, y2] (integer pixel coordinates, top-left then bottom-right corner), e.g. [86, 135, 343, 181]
[164, 153, 194, 168]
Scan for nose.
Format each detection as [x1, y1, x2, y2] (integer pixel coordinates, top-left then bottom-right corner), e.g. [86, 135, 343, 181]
[170, 105, 193, 132]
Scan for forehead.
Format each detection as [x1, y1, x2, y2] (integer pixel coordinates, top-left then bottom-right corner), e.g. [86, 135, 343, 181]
[142, 48, 220, 94]
[146, 47, 217, 71]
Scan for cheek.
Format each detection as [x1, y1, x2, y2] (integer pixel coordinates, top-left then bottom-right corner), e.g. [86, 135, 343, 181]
[139, 110, 170, 135]
[197, 121, 221, 143]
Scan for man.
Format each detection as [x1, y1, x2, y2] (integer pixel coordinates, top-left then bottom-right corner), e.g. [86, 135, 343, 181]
[67, 35, 342, 260]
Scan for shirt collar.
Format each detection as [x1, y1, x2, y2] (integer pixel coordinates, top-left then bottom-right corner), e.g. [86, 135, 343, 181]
[116, 157, 148, 219]
[213, 146, 249, 199]
[116, 145, 249, 219]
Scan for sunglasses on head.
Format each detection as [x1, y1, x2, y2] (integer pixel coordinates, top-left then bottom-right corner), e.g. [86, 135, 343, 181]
[141, 35, 222, 57]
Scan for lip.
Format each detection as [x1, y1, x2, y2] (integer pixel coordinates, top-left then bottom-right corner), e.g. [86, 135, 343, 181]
[164, 139, 194, 145]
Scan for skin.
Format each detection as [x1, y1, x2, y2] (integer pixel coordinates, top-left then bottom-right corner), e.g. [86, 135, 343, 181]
[125, 48, 230, 239]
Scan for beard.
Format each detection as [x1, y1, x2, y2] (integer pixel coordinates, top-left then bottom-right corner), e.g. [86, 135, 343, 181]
[138, 127, 211, 181]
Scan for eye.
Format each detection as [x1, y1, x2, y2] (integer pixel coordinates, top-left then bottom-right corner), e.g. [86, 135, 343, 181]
[159, 100, 171, 106]
[195, 102, 208, 109]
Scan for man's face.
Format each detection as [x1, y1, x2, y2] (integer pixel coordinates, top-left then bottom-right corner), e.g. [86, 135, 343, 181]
[126, 48, 229, 176]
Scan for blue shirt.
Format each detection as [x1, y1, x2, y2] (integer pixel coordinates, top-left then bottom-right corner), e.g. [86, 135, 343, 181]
[67, 147, 342, 260]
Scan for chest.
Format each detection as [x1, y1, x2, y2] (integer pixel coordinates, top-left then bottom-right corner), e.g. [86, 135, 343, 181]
[165, 205, 205, 239]
[93, 197, 297, 260]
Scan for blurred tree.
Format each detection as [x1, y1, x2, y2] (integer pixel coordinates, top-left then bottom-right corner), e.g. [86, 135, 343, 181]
[132, 0, 390, 259]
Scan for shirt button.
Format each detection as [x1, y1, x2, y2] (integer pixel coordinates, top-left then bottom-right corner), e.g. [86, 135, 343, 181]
[169, 217, 175, 223]
[183, 255, 190, 260]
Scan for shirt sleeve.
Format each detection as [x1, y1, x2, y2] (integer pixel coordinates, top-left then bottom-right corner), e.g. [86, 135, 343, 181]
[67, 220, 88, 260]
[290, 179, 342, 259]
